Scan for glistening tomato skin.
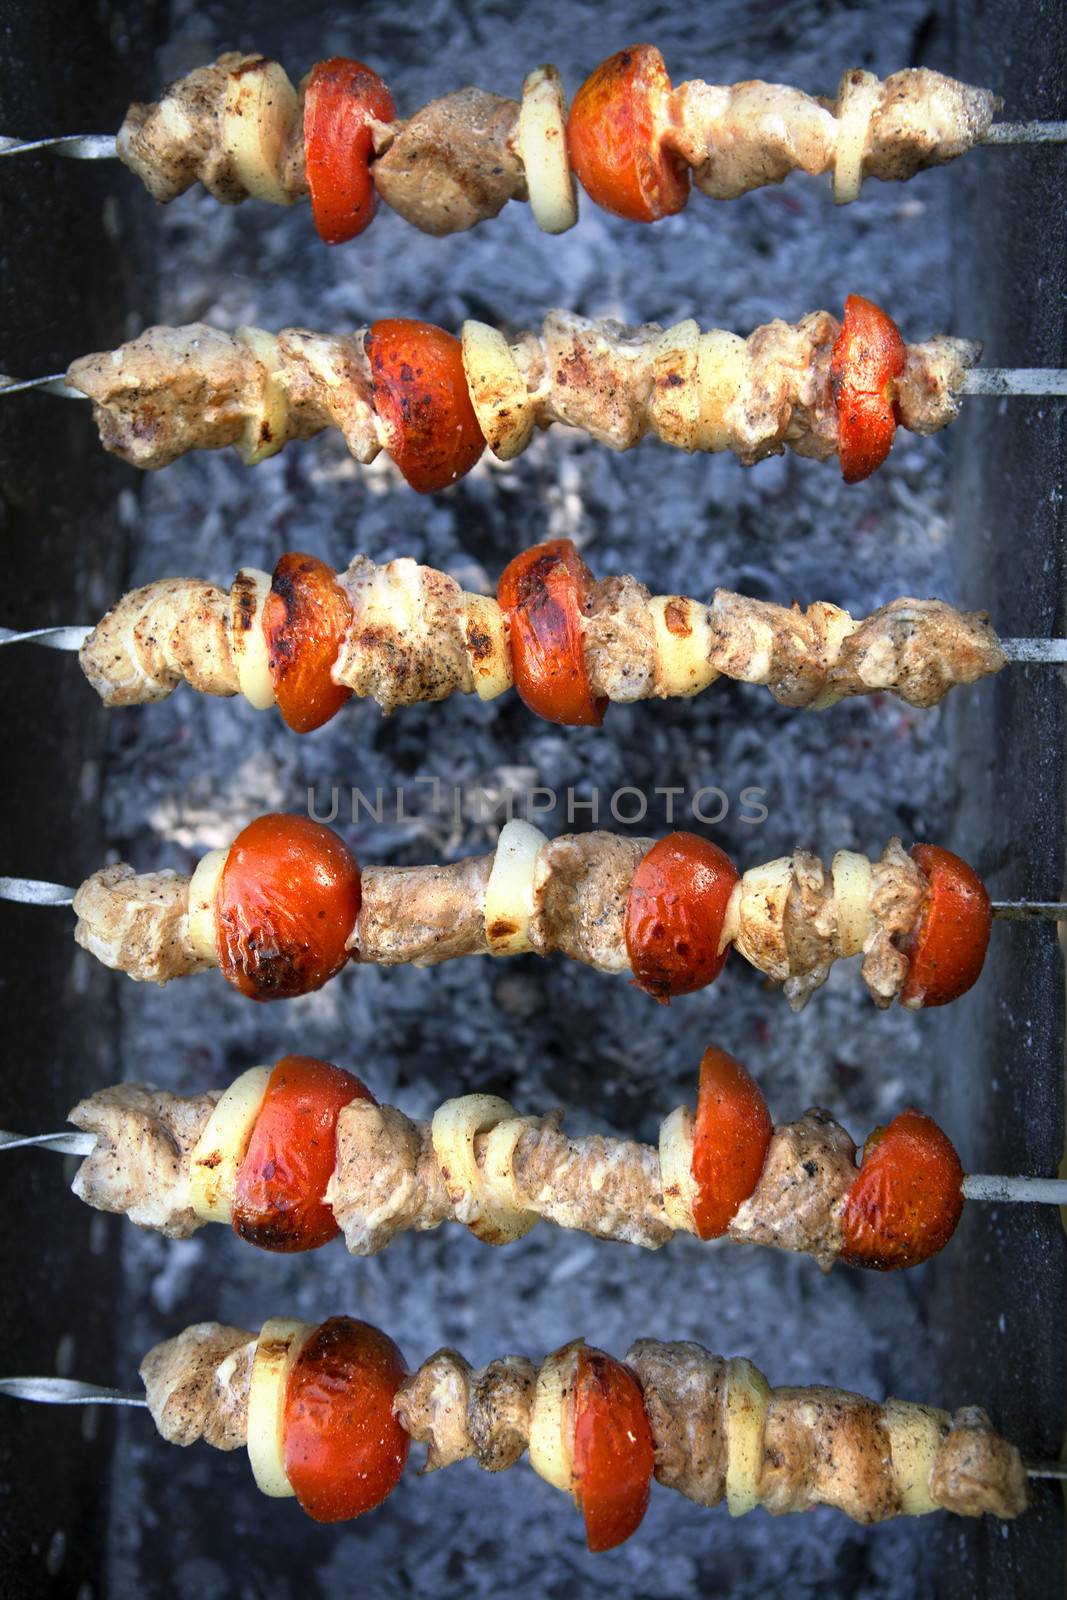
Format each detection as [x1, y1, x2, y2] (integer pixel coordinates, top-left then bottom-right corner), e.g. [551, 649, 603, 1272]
[263, 552, 353, 733]
[231, 1057, 374, 1251]
[497, 539, 607, 726]
[304, 59, 395, 244]
[899, 844, 992, 1009]
[566, 45, 689, 222]
[283, 1317, 409, 1522]
[366, 318, 485, 492]
[690, 1047, 774, 1240]
[840, 1109, 964, 1271]
[830, 294, 907, 483]
[215, 814, 361, 1000]
[624, 832, 740, 1001]
[573, 1346, 655, 1552]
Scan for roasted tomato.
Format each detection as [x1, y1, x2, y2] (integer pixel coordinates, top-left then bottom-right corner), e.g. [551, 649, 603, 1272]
[231, 1056, 374, 1251]
[497, 539, 606, 726]
[830, 294, 907, 483]
[304, 58, 396, 244]
[365, 318, 485, 492]
[566, 45, 689, 222]
[572, 1345, 655, 1552]
[625, 832, 740, 1001]
[263, 552, 353, 733]
[899, 844, 992, 1009]
[215, 813, 361, 1000]
[840, 1109, 964, 1270]
[284, 1316, 409, 1522]
[690, 1046, 774, 1240]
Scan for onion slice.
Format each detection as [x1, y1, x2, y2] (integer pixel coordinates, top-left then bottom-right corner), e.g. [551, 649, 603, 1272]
[484, 819, 547, 956]
[188, 1065, 271, 1223]
[246, 1317, 314, 1497]
[724, 1355, 771, 1515]
[529, 1343, 579, 1493]
[517, 65, 579, 234]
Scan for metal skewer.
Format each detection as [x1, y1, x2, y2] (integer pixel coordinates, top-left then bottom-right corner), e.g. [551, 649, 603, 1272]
[0, 878, 76, 907]
[0, 626, 92, 651]
[0, 373, 85, 398]
[0, 1377, 145, 1406]
[1, 118, 1065, 162]
[958, 369, 1067, 397]
[4, 623, 1067, 665]
[5, 1125, 1065, 1207]
[990, 901, 1067, 921]
[0, 1373, 1062, 1481]
[0, 134, 118, 159]
[2, 876, 1066, 919]
[3, 367, 1067, 402]
[999, 638, 1067, 664]
[0, 1129, 95, 1154]
[980, 120, 1067, 144]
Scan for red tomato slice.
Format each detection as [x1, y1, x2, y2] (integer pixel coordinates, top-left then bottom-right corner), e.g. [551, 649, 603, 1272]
[572, 1345, 655, 1552]
[624, 832, 739, 1001]
[690, 1047, 774, 1240]
[284, 1316, 409, 1522]
[830, 294, 907, 483]
[304, 58, 395, 244]
[567, 45, 689, 222]
[263, 551, 353, 733]
[497, 539, 607, 726]
[366, 318, 485, 492]
[840, 1108, 964, 1270]
[231, 1056, 374, 1251]
[899, 844, 992, 1008]
[215, 814, 361, 1000]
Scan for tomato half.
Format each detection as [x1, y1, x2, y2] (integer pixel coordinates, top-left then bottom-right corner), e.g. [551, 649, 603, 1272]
[690, 1046, 774, 1240]
[625, 832, 739, 1001]
[497, 539, 606, 726]
[215, 814, 361, 1000]
[232, 1056, 374, 1251]
[263, 551, 353, 733]
[566, 45, 689, 222]
[840, 1109, 964, 1270]
[365, 318, 485, 492]
[899, 844, 992, 1009]
[284, 1316, 409, 1521]
[572, 1345, 655, 1552]
[304, 58, 395, 244]
[829, 294, 907, 483]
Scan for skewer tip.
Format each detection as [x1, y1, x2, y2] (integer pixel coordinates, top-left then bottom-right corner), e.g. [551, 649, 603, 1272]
[0, 877, 76, 908]
[990, 900, 1067, 922]
[0, 1377, 145, 1407]
[962, 1174, 1067, 1205]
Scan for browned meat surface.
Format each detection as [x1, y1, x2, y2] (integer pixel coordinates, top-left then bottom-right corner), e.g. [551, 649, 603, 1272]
[529, 831, 651, 973]
[335, 556, 473, 712]
[931, 1407, 1030, 1517]
[354, 854, 492, 965]
[729, 1110, 858, 1271]
[759, 1387, 901, 1521]
[69, 1084, 217, 1237]
[510, 1113, 672, 1248]
[626, 1339, 728, 1506]
[118, 53, 258, 204]
[79, 579, 238, 706]
[327, 1101, 452, 1255]
[73, 865, 206, 985]
[372, 88, 525, 234]
[140, 1323, 256, 1449]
